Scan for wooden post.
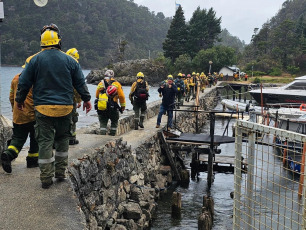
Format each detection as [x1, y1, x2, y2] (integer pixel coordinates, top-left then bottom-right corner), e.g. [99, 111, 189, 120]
[180, 169, 190, 186]
[203, 196, 214, 220]
[208, 113, 215, 189]
[298, 142, 306, 198]
[198, 196, 214, 230]
[172, 192, 181, 218]
[239, 87, 241, 101]
[244, 86, 247, 103]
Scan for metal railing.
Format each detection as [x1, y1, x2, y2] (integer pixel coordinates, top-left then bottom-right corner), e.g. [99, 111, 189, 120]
[233, 120, 306, 230]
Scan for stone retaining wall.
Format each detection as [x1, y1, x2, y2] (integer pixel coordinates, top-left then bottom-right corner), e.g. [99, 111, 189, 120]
[68, 88, 219, 230]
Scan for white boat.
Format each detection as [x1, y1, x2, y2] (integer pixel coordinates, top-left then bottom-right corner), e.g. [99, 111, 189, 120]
[249, 76, 306, 106]
[221, 99, 306, 134]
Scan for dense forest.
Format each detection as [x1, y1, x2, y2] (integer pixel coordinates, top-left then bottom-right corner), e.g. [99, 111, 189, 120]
[0, 0, 172, 68]
[161, 6, 242, 74]
[240, 0, 306, 75]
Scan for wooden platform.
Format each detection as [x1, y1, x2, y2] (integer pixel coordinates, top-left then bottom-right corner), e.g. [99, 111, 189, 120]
[197, 155, 248, 173]
[166, 133, 235, 145]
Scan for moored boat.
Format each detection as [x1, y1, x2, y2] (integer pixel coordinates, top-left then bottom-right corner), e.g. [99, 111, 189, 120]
[249, 76, 306, 106]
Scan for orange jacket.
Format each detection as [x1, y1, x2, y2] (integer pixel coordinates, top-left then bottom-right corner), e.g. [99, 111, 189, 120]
[96, 78, 126, 107]
[10, 74, 35, 124]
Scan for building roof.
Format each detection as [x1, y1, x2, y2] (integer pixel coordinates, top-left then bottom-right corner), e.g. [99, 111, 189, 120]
[220, 66, 240, 72]
[0, 2, 4, 21]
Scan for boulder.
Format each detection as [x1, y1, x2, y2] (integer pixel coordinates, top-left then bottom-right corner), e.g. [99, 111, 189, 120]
[86, 59, 167, 86]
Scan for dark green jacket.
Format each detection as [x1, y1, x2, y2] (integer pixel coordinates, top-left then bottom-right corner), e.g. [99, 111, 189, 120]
[16, 48, 91, 105]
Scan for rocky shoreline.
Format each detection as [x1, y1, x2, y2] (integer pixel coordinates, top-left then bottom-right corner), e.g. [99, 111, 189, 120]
[68, 87, 219, 229]
[86, 59, 168, 86]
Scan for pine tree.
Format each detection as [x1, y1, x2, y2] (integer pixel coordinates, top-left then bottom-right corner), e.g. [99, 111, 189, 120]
[188, 7, 221, 57]
[162, 5, 188, 62]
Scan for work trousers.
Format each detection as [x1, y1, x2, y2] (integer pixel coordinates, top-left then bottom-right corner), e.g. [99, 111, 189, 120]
[157, 104, 174, 128]
[98, 109, 119, 136]
[70, 104, 79, 141]
[35, 111, 71, 183]
[4, 121, 38, 159]
[189, 86, 195, 99]
[176, 92, 184, 106]
[133, 101, 147, 125]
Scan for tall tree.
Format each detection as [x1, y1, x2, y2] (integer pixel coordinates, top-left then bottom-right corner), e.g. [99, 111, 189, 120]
[162, 5, 188, 62]
[188, 7, 221, 57]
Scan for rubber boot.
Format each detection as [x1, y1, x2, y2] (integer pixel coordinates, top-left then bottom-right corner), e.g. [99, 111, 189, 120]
[1, 152, 15, 173]
[134, 120, 139, 130]
[139, 117, 144, 128]
[26, 156, 39, 168]
[69, 139, 79, 145]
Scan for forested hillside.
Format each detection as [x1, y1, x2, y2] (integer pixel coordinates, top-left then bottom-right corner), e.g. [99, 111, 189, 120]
[0, 0, 171, 68]
[240, 0, 306, 75]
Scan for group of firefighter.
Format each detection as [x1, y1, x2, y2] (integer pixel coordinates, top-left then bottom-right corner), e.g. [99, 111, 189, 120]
[171, 72, 218, 104]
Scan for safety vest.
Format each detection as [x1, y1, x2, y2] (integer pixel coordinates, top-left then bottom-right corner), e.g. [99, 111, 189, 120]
[98, 93, 108, 111]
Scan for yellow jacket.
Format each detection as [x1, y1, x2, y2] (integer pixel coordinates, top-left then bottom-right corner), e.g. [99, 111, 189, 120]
[129, 79, 149, 101]
[10, 74, 35, 124]
[96, 78, 126, 107]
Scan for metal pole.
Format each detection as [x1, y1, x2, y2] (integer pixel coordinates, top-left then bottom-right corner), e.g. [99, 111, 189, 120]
[208, 112, 215, 189]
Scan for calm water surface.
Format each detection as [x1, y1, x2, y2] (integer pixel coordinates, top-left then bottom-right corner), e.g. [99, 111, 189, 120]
[0, 66, 160, 129]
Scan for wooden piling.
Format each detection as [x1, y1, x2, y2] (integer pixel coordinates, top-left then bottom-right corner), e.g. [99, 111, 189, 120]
[203, 196, 214, 221]
[171, 192, 181, 218]
[198, 195, 214, 230]
[180, 169, 190, 185]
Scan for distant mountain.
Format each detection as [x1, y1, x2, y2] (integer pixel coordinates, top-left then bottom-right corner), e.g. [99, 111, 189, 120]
[0, 0, 171, 68]
[240, 0, 306, 74]
[215, 29, 245, 53]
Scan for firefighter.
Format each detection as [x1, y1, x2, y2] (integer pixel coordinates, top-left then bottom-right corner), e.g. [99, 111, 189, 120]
[1, 66, 39, 173]
[96, 70, 126, 135]
[129, 72, 149, 130]
[15, 25, 92, 189]
[174, 73, 185, 107]
[66, 48, 82, 145]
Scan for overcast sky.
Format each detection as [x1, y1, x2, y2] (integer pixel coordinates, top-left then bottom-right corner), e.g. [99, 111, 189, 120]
[133, 0, 285, 44]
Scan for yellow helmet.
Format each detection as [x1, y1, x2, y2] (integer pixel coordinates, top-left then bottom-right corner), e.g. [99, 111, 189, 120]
[137, 72, 144, 78]
[196, 73, 200, 76]
[167, 75, 173, 80]
[66, 48, 79, 60]
[177, 73, 182, 77]
[200, 72, 205, 76]
[192, 72, 196, 75]
[40, 30, 61, 47]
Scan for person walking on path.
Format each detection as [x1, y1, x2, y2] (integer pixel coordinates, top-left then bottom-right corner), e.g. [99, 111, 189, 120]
[244, 73, 248, 81]
[66, 48, 82, 145]
[1, 68, 39, 173]
[174, 73, 185, 108]
[95, 70, 126, 135]
[129, 72, 149, 130]
[156, 75, 178, 130]
[15, 25, 92, 189]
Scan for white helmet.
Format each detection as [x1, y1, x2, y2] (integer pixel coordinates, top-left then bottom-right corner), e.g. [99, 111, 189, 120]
[105, 69, 114, 78]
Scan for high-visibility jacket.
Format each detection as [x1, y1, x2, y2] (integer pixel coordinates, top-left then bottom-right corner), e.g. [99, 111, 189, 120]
[129, 79, 149, 101]
[10, 74, 35, 124]
[96, 78, 126, 107]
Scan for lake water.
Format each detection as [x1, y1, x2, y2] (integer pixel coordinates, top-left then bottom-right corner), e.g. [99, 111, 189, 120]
[0, 66, 160, 129]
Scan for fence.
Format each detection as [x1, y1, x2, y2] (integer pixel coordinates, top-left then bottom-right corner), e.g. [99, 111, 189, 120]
[233, 120, 306, 230]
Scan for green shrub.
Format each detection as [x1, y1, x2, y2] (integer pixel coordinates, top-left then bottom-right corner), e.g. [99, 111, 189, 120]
[253, 77, 261, 84]
[287, 65, 300, 74]
[269, 67, 282, 76]
[252, 71, 266, 76]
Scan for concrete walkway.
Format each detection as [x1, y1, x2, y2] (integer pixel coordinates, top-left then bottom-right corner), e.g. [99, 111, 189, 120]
[0, 85, 218, 230]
